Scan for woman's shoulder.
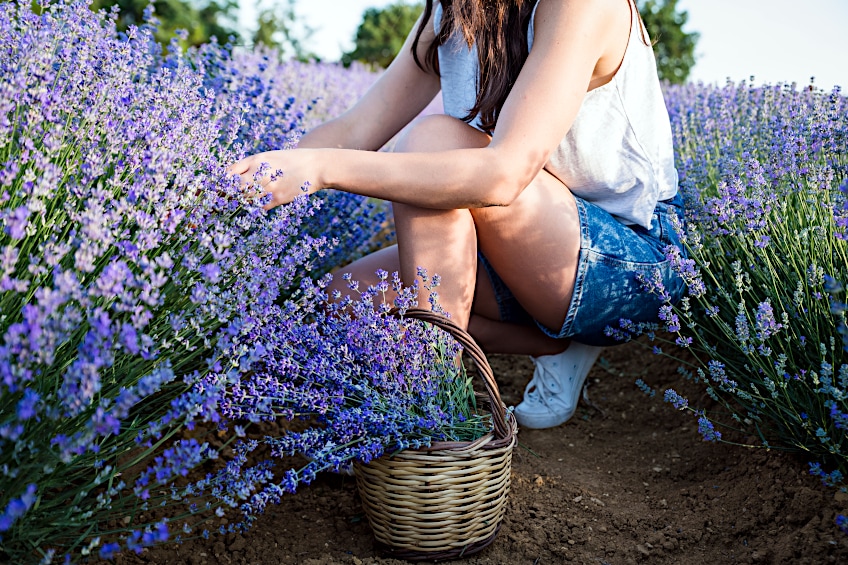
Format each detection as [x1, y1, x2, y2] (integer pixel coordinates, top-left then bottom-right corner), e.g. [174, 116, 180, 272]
[532, 0, 631, 32]
[532, 0, 633, 86]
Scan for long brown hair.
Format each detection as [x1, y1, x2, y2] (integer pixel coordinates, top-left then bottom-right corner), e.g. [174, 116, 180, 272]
[412, 0, 535, 134]
[412, 0, 652, 133]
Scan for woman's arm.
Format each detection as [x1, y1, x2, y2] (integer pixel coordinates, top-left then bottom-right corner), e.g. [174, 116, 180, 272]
[233, 0, 628, 210]
[295, 9, 441, 152]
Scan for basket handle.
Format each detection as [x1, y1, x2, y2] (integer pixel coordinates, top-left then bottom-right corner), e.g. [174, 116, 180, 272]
[394, 307, 510, 441]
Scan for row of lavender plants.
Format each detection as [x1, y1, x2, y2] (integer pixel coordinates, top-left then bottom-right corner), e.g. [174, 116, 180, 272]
[4, 0, 846, 562]
[0, 1, 444, 562]
[621, 80, 847, 490]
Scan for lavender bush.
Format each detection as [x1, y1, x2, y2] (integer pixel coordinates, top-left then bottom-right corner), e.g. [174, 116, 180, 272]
[196, 40, 388, 275]
[617, 81, 848, 482]
[0, 0, 385, 561]
[81, 271, 491, 555]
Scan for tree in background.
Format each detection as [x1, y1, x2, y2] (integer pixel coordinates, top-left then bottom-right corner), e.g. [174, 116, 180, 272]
[638, 0, 699, 84]
[342, 1, 423, 68]
[87, 0, 309, 55]
[252, 0, 317, 60]
[342, 0, 698, 83]
[88, 0, 240, 48]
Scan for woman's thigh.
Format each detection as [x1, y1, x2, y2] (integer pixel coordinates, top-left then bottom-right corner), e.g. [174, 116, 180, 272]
[469, 169, 581, 333]
[392, 114, 583, 331]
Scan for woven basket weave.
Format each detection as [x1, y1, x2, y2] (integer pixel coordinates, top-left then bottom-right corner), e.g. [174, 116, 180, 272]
[353, 308, 517, 561]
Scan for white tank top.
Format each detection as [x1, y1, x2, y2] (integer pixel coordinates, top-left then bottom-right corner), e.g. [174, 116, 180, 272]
[435, 0, 679, 228]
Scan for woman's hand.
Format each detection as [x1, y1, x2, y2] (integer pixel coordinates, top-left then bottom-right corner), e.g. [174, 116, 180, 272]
[228, 149, 321, 210]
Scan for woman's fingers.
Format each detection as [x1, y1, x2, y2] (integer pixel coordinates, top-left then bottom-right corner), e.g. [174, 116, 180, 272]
[227, 156, 269, 198]
[226, 151, 307, 210]
[227, 155, 255, 176]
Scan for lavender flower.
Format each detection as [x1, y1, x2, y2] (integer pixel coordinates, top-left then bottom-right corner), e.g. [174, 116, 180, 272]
[663, 389, 689, 410]
[837, 515, 848, 535]
[696, 412, 722, 442]
[809, 462, 844, 488]
[635, 379, 656, 398]
[0, 484, 36, 532]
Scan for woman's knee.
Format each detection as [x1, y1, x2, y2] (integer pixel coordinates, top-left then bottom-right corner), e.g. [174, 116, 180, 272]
[394, 114, 490, 153]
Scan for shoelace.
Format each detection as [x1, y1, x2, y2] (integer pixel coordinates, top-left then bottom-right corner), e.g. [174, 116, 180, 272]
[523, 360, 570, 411]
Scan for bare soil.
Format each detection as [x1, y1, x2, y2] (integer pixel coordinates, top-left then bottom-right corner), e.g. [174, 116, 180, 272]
[111, 342, 848, 565]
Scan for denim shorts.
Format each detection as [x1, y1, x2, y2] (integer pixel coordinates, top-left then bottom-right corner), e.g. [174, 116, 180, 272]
[479, 192, 687, 346]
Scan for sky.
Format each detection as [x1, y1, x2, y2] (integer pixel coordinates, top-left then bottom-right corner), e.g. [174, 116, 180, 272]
[242, 0, 848, 90]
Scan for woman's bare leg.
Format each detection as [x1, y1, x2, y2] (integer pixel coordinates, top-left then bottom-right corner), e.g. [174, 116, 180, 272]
[328, 114, 581, 356]
[395, 115, 581, 331]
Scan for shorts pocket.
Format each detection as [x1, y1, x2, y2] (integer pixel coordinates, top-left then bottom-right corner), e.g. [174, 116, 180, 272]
[567, 249, 680, 345]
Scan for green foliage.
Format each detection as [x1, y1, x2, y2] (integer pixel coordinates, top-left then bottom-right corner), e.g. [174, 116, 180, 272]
[88, 0, 240, 48]
[252, 0, 317, 60]
[86, 0, 315, 57]
[342, 1, 423, 68]
[638, 0, 699, 84]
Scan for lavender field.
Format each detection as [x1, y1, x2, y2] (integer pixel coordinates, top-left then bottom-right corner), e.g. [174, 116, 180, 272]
[0, 1, 846, 563]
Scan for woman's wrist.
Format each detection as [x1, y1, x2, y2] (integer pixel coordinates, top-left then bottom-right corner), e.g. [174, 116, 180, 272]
[304, 147, 330, 194]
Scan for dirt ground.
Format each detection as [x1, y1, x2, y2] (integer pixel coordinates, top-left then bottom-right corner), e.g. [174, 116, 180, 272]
[111, 341, 848, 565]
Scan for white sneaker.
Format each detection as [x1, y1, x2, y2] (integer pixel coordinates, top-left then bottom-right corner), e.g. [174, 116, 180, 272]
[513, 342, 604, 429]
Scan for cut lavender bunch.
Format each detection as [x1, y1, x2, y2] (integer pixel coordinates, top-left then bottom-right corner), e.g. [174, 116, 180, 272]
[213, 271, 492, 501]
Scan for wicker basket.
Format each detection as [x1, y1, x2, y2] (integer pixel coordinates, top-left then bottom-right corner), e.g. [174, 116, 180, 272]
[353, 308, 517, 561]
